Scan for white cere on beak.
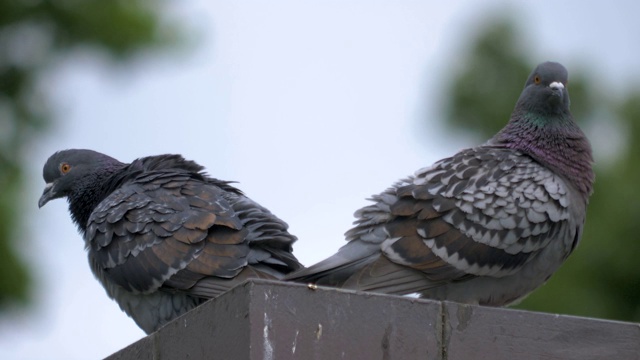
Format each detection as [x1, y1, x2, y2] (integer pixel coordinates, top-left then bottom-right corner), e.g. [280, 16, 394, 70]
[549, 81, 565, 90]
[44, 183, 53, 190]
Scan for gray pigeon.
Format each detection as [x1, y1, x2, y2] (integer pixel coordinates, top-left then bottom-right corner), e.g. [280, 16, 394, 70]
[286, 62, 594, 306]
[39, 151, 302, 333]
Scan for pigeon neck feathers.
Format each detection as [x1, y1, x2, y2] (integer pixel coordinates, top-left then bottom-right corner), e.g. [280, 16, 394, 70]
[129, 155, 244, 195]
[489, 99, 594, 200]
[68, 154, 243, 233]
[67, 160, 126, 233]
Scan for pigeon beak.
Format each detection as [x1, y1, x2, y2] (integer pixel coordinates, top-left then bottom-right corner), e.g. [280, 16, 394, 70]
[548, 81, 566, 104]
[549, 81, 564, 95]
[549, 81, 564, 90]
[38, 183, 56, 208]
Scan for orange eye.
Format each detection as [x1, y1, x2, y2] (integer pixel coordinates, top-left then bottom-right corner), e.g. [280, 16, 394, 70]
[534, 75, 541, 84]
[60, 163, 72, 174]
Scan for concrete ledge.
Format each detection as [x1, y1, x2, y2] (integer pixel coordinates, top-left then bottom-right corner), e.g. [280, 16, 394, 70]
[106, 279, 640, 360]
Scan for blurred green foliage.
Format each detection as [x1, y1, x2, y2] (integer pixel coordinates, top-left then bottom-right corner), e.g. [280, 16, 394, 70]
[442, 16, 640, 322]
[0, 0, 179, 309]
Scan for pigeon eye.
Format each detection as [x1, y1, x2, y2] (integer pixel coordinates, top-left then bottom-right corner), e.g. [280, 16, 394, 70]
[60, 163, 72, 174]
[534, 75, 541, 84]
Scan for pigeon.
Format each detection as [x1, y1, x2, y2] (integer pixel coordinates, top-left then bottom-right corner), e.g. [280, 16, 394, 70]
[38, 150, 302, 333]
[286, 62, 594, 306]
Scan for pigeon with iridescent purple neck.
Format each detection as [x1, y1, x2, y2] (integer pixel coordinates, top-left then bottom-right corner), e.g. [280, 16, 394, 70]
[287, 62, 594, 306]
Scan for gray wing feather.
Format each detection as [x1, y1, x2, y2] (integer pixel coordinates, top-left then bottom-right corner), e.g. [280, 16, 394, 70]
[86, 170, 301, 298]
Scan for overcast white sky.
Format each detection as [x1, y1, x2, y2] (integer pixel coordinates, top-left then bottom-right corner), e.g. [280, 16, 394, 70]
[1, 1, 639, 359]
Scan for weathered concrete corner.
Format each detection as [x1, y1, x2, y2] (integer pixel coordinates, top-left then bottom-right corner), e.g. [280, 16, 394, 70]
[106, 279, 640, 360]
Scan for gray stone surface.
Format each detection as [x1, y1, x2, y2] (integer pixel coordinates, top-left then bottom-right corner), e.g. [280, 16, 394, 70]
[106, 280, 640, 360]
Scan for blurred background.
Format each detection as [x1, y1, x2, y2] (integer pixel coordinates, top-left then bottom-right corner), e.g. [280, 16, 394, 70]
[1, 1, 639, 359]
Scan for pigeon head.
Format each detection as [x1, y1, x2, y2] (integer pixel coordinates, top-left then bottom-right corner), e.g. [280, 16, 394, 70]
[515, 61, 570, 116]
[39, 150, 125, 230]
